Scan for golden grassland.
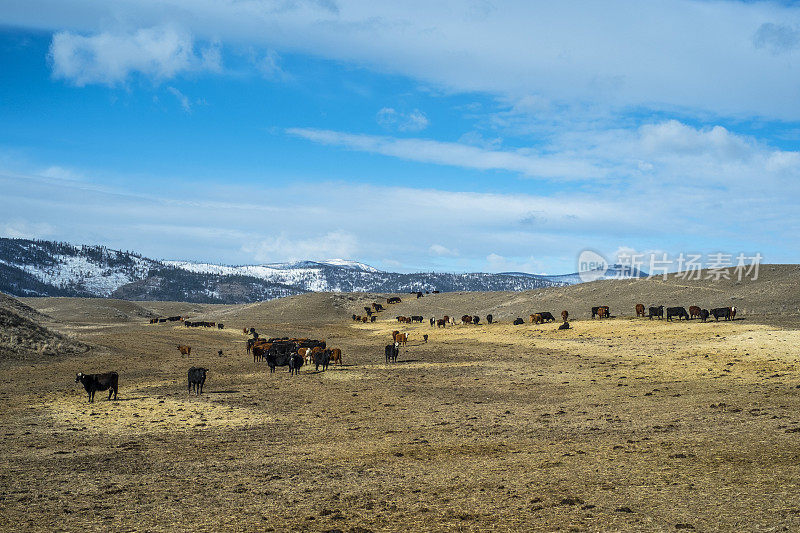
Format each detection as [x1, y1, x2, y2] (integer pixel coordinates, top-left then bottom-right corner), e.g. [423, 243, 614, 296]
[1, 295, 800, 532]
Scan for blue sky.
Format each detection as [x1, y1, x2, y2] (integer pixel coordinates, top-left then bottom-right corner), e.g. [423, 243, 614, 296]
[1, 1, 799, 274]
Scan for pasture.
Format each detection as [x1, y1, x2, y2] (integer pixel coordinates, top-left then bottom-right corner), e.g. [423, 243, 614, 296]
[1, 292, 800, 531]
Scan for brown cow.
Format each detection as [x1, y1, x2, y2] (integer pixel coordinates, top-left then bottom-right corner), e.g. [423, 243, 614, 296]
[461, 315, 473, 324]
[443, 315, 450, 324]
[530, 313, 543, 324]
[177, 345, 191, 356]
[689, 306, 702, 320]
[394, 333, 408, 346]
[635, 304, 645, 317]
[561, 310, 569, 322]
[597, 307, 608, 319]
[329, 348, 342, 366]
[243, 327, 248, 334]
[436, 319, 446, 328]
[298, 347, 312, 365]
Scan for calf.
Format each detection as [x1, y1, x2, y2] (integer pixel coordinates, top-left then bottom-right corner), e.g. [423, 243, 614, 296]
[666, 307, 689, 321]
[188, 367, 208, 395]
[76, 372, 118, 402]
[558, 322, 570, 330]
[288, 353, 303, 376]
[217, 323, 224, 329]
[513, 318, 524, 325]
[423, 334, 428, 343]
[648, 306, 664, 320]
[635, 304, 645, 317]
[370, 316, 377, 322]
[688, 306, 701, 320]
[329, 348, 342, 366]
[430, 317, 435, 327]
[177, 345, 191, 357]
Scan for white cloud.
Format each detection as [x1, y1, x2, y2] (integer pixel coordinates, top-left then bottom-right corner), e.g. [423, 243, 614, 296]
[0, 220, 55, 239]
[429, 244, 458, 257]
[11, 0, 800, 119]
[167, 86, 191, 111]
[48, 26, 216, 86]
[485, 253, 545, 274]
[257, 49, 289, 80]
[287, 127, 604, 179]
[244, 231, 359, 263]
[376, 108, 429, 132]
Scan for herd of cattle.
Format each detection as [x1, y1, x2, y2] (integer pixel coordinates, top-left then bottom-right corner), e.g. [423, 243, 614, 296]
[149, 316, 224, 329]
[246, 335, 342, 372]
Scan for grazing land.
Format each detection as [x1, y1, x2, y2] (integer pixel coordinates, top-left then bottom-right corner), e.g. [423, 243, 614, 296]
[1, 267, 800, 531]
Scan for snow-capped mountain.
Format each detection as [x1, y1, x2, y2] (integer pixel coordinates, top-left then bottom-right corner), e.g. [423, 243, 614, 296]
[0, 238, 609, 304]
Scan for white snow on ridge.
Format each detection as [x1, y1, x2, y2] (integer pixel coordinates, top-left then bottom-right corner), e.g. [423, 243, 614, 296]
[5, 253, 154, 296]
[163, 259, 382, 292]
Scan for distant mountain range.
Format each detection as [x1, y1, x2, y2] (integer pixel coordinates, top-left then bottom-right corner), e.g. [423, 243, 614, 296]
[0, 238, 646, 304]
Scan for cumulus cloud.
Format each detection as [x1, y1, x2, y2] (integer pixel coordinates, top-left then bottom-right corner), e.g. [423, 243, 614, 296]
[376, 108, 429, 132]
[48, 26, 218, 86]
[429, 244, 458, 257]
[9, 0, 800, 118]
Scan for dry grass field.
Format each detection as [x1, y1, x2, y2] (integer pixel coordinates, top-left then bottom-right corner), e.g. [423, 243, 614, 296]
[3, 270, 800, 531]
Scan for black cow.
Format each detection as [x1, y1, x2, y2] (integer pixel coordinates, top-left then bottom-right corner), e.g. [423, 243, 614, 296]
[487, 314, 493, 324]
[411, 315, 424, 323]
[430, 317, 435, 327]
[558, 321, 570, 330]
[473, 316, 480, 325]
[711, 307, 732, 321]
[188, 367, 208, 395]
[513, 318, 524, 325]
[288, 353, 304, 376]
[217, 323, 224, 329]
[666, 307, 689, 320]
[370, 315, 377, 322]
[313, 349, 331, 371]
[537, 312, 556, 322]
[700, 309, 710, 322]
[266, 348, 291, 373]
[385, 343, 399, 363]
[416, 292, 423, 299]
[76, 372, 118, 402]
[648, 306, 664, 320]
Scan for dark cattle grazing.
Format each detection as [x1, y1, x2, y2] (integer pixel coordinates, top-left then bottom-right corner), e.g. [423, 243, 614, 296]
[370, 315, 377, 322]
[387, 297, 402, 304]
[711, 307, 733, 321]
[666, 307, 689, 321]
[648, 306, 664, 319]
[385, 343, 399, 363]
[436, 319, 446, 328]
[288, 354, 303, 376]
[473, 316, 480, 325]
[537, 312, 555, 322]
[688, 306, 702, 320]
[513, 318, 524, 325]
[411, 315, 424, 323]
[558, 322, 570, 330]
[700, 309, 710, 322]
[423, 334, 428, 343]
[188, 367, 208, 395]
[76, 372, 118, 402]
[635, 304, 645, 317]
[487, 314, 493, 324]
[217, 323, 224, 329]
